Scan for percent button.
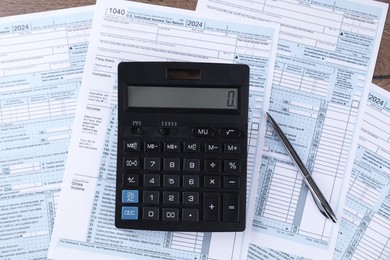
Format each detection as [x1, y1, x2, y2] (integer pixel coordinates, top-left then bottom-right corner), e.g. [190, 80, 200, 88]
[224, 160, 241, 173]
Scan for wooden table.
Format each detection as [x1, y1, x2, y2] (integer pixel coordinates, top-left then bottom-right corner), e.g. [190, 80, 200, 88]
[0, 0, 389, 91]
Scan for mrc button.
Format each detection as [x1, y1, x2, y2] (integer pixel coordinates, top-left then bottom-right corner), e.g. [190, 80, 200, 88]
[192, 127, 214, 137]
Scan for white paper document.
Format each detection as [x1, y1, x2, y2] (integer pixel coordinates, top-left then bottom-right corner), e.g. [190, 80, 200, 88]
[334, 83, 390, 260]
[0, 6, 93, 260]
[197, 0, 388, 258]
[48, 0, 279, 259]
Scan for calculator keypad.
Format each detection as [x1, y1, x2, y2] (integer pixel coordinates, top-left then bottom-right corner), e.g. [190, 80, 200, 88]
[117, 127, 246, 231]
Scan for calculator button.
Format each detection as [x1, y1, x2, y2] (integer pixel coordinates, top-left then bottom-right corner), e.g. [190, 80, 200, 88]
[183, 159, 200, 171]
[143, 191, 160, 204]
[223, 176, 240, 189]
[192, 127, 214, 137]
[123, 174, 139, 187]
[124, 140, 140, 152]
[182, 192, 199, 205]
[143, 207, 160, 220]
[163, 191, 180, 204]
[124, 157, 140, 170]
[122, 206, 138, 220]
[144, 158, 161, 171]
[223, 193, 240, 222]
[159, 128, 171, 135]
[164, 142, 180, 152]
[144, 141, 160, 152]
[131, 127, 143, 135]
[122, 190, 139, 203]
[218, 128, 241, 138]
[224, 160, 241, 173]
[163, 158, 180, 171]
[162, 208, 179, 221]
[143, 174, 160, 187]
[203, 193, 220, 221]
[182, 208, 199, 222]
[183, 175, 199, 188]
[204, 159, 221, 172]
[184, 142, 200, 153]
[224, 144, 241, 154]
[163, 175, 180, 188]
[204, 176, 220, 189]
[205, 143, 221, 153]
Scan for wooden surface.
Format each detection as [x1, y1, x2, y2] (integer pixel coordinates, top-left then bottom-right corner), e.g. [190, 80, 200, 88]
[0, 0, 389, 91]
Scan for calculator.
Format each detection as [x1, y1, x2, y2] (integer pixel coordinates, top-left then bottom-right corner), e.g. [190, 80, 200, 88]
[115, 62, 249, 232]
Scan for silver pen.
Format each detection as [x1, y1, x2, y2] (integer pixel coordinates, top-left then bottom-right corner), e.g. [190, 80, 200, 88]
[266, 112, 337, 223]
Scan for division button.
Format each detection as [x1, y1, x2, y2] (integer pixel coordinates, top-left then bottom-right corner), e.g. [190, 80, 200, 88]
[204, 159, 221, 172]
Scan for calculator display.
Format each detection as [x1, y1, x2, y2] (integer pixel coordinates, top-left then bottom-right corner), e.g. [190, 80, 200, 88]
[128, 86, 238, 110]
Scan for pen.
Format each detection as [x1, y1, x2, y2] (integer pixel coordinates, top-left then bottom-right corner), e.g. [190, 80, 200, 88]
[266, 112, 337, 223]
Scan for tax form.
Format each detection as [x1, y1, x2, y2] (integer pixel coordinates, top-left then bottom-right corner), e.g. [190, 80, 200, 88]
[48, 0, 279, 259]
[0, 6, 93, 259]
[334, 83, 390, 260]
[197, 0, 388, 258]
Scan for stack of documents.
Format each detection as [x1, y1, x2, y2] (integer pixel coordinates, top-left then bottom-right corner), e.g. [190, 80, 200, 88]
[0, 0, 389, 259]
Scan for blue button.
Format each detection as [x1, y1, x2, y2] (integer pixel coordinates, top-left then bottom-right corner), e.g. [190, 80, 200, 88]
[122, 206, 138, 220]
[122, 190, 139, 203]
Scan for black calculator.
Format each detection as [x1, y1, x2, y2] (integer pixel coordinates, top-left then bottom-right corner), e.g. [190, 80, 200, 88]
[115, 62, 249, 232]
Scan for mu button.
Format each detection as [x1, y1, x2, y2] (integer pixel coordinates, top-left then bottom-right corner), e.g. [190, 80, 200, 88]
[192, 127, 214, 137]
